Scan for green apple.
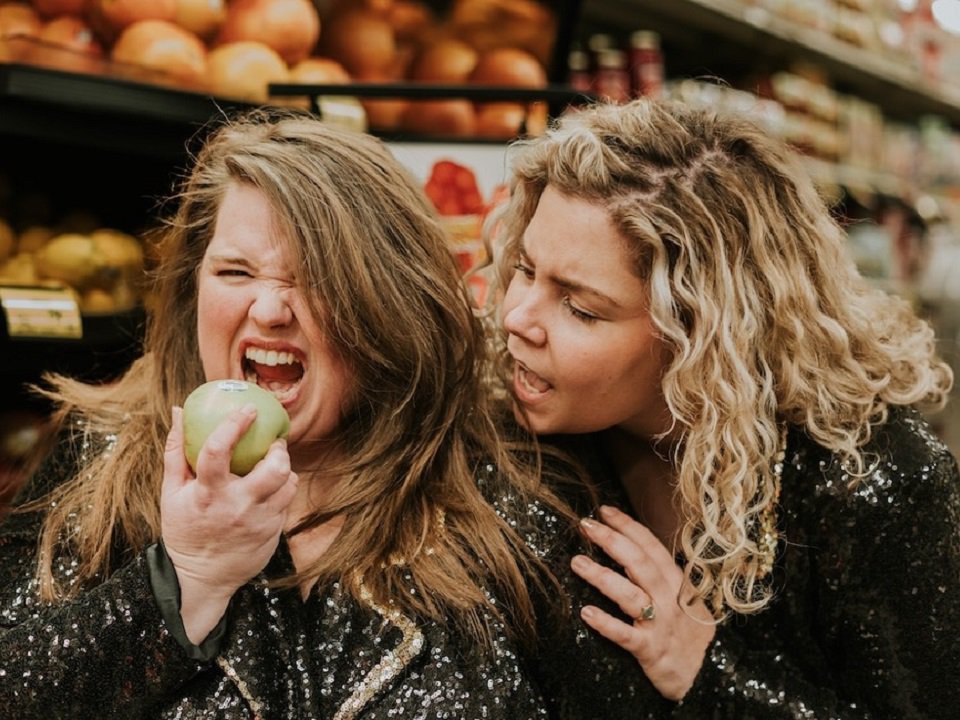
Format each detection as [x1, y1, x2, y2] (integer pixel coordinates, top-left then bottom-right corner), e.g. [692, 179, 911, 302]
[182, 380, 291, 475]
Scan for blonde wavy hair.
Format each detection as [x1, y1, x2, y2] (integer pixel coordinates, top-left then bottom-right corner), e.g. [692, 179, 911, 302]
[30, 109, 576, 646]
[493, 99, 953, 616]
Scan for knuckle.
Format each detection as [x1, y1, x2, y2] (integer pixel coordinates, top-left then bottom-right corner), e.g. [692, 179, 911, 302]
[593, 564, 617, 587]
[269, 454, 291, 475]
[204, 436, 230, 458]
[610, 625, 636, 649]
[627, 585, 649, 606]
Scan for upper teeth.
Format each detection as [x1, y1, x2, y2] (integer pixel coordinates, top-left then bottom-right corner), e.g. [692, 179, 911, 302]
[245, 347, 298, 366]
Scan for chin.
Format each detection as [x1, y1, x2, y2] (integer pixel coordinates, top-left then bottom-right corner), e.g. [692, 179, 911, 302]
[512, 404, 559, 436]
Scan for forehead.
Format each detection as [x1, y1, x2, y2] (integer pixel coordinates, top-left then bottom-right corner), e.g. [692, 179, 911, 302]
[208, 182, 294, 263]
[525, 188, 631, 267]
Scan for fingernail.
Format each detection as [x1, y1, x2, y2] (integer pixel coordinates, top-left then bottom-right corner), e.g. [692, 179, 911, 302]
[241, 403, 258, 416]
[581, 606, 597, 620]
[599, 505, 618, 519]
[171, 406, 182, 422]
[580, 517, 598, 531]
[571, 554, 590, 572]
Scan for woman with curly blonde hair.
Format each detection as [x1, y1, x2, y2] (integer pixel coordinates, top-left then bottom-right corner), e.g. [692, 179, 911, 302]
[493, 98, 960, 717]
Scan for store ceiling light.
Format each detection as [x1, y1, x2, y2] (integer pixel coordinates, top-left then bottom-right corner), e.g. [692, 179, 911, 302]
[932, 0, 960, 35]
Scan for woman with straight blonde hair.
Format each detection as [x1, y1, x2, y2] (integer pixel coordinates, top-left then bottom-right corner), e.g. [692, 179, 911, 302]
[0, 109, 666, 719]
[494, 98, 959, 718]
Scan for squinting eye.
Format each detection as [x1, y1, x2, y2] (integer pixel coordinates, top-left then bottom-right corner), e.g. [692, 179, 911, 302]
[513, 262, 534, 279]
[217, 269, 251, 277]
[562, 296, 599, 323]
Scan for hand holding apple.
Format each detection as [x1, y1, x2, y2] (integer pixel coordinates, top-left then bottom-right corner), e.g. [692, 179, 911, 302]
[161, 402, 298, 643]
[182, 379, 290, 475]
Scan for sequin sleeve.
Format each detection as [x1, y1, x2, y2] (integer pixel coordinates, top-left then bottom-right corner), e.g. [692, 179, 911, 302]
[0, 430, 210, 718]
[480, 460, 670, 719]
[675, 411, 960, 719]
[531, 532, 673, 720]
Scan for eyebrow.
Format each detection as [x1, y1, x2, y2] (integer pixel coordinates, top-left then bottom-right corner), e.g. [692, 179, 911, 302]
[519, 245, 623, 309]
[205, 254, 255, 268]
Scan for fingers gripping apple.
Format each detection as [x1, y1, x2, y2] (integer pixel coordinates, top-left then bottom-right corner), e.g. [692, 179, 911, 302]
[182, 380, 290, 475]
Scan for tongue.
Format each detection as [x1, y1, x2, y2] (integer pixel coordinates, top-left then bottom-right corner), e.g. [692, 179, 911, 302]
[252, 361, 302, 383]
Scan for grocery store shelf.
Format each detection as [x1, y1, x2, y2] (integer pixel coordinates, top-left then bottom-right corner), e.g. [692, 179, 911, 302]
[583, 0, 960, 125]
[270, 80, 596, 141]
[0, 304, 146, 381]
[270, 81, 594, 104]
[0, 62, 251, 157]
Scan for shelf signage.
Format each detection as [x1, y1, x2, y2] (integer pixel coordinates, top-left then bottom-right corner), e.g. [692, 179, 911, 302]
[0, 284, 82, 339]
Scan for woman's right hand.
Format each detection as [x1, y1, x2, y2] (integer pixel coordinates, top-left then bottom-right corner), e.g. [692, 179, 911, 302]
[160, 404, 299, 642]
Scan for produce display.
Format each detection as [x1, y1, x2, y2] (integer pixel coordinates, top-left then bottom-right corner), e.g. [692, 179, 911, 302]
[421, 157, 509, 305]
[0, 0, 557, 136]
[0, 214, 145, 313]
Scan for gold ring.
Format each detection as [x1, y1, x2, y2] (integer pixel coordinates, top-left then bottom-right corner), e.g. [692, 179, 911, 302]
[635, 604, 655, 622]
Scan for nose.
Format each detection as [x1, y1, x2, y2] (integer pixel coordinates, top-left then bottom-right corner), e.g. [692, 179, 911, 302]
[502, 283, 547, 347]
[249, 284, 294, 329]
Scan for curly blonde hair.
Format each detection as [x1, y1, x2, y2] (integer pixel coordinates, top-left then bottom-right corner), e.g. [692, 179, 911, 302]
[493, 99, 953, 615]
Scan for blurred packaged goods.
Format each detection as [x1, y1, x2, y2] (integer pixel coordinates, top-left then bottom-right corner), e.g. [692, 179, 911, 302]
[628, 30, 663, 100]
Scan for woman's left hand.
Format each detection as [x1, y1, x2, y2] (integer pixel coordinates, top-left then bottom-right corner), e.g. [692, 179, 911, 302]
[571, 504, 715, 701]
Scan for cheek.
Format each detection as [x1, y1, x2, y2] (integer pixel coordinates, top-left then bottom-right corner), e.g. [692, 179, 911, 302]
[615, 342, 668, 405]
[567, 334, 656, 393]
[196, 285, 225, 340]
[299, 357, 357, 440]
[196, 282, 242, 375]
[195, 299, 218, 377]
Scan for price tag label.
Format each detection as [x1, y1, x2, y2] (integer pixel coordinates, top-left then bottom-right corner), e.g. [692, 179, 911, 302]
[0, 285, 82, 339]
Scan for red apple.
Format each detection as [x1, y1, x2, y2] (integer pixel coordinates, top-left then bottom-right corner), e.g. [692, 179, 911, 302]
[29, 15, 104, 74]
[409, 37, 476, 83]
[38, 15, 103, 54]
[31, 0, 86, 18]
[288, 56, 350, 84]
[0, 2, 40, 61]
[173, 0, 225, 39]
[469, 47, 547, 88]
[401, 99, 476, 137]
[276, 57, 350, 110]
[94, 0, 176, 33]
[361, 96, 409, 131]
[0, 3, 41, 38]
[206, 40, 288, 103]
[474, 102, 527, 140]
[319, 7, 395, 79]
[215, 0, 319, 66]
[111, 19, 207, 87]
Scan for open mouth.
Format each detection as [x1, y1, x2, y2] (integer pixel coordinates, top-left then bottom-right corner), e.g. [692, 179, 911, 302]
[516, 362, 552, 395]
[242, 346, 304, 404]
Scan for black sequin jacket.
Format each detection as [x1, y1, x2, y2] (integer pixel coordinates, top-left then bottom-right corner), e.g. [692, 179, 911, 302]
[0, 420, 671, 719]
[561, 405, 960, 719]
